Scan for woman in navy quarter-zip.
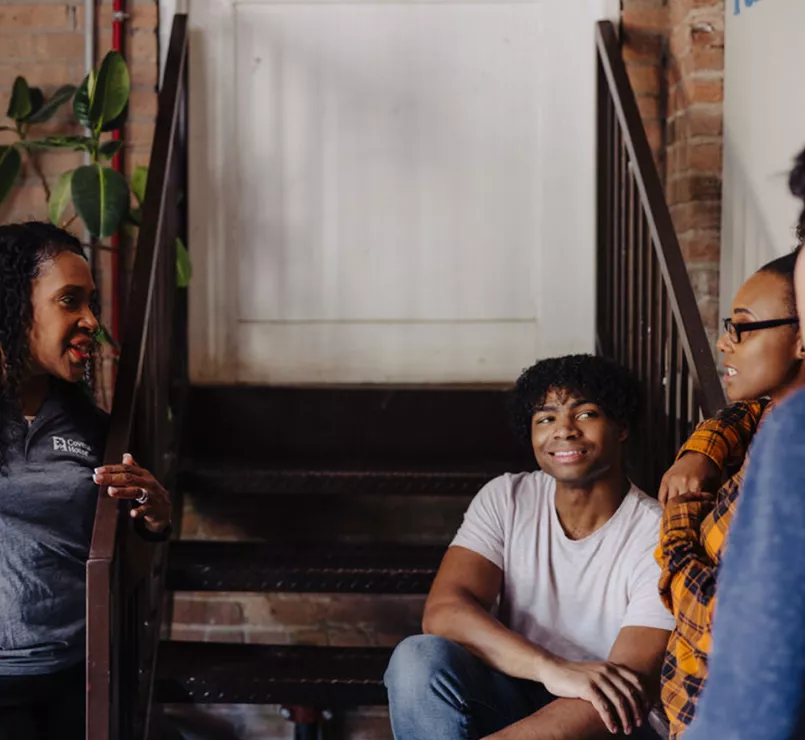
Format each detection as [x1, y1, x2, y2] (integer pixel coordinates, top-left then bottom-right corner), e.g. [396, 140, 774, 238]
[0, 222, 172, 740]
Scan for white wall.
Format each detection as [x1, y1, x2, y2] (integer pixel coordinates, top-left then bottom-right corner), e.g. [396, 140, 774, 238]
[721, 0, 805, 315]
[185, 0, 618, 383]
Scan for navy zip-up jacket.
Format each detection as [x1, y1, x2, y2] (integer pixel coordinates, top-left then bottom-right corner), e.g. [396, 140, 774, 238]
[0, 380, 108, 675]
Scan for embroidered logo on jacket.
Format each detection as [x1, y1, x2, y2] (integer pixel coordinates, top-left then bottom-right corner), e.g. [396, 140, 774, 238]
[52, 436, 92, 457]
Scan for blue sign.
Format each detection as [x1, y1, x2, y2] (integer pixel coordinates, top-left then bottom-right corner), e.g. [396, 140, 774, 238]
[734, 0, 761, 14]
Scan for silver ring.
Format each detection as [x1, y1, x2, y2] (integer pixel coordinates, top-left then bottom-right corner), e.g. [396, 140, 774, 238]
[135, 489, 149, 505]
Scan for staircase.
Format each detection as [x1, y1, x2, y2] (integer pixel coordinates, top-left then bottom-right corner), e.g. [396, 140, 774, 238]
[153, 385, 532, 739]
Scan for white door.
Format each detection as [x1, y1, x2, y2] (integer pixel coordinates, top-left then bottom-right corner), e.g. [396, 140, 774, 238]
[188, 0, 617, 384]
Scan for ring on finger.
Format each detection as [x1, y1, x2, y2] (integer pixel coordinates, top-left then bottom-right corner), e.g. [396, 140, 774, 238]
[135, 488, 149, 504]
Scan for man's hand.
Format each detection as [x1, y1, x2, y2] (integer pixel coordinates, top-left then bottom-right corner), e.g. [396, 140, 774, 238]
[539, 657, 647, 735]
[658, 452, 720, 507]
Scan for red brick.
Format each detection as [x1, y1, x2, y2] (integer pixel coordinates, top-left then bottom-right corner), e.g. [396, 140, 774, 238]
[0, 184, 48, 222]
[690, 23, 724, 49]
[627, 65, 661, 96]
[0, 34, 33, 60]
[669, 173, 721, 204]
[688, 265, 719, 299]
[636, 95, 661, 122]
[688, 108, 723, 137]
[622, 31, 664, 65]
[670, 200, 721, 233]
[678, 230, 720, 262]
[78, 3, 159, 31]
[687, 77, 724, 104]
[21, 150, 84, 181]
[127, 89, 158, 119]
[124, 148, 152, 176]
[0, 62, 77, 88]
[0, 5, 73, 31]
[691, 45, 724, 72]
[128, 61, 158, 89]
[206, 628, 245, 644]
[33, 33, 84, 60]
[688, 141, 722, 172]
[169, 624, 207, 642]
[643, 120, 663, 154]
[622, 6, 669, 34]
[172, 596, 245, 626]
[125, 121, 156, 147]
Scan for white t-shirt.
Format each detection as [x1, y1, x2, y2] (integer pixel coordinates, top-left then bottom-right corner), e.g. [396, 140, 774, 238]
[451, 471, 675, 662]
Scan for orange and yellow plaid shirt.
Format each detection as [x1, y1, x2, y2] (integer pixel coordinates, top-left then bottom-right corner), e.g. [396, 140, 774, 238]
[655, 399, 770, 739]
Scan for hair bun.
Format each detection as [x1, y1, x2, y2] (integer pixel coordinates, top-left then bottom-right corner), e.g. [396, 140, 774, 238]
[790, 147, 805, 199]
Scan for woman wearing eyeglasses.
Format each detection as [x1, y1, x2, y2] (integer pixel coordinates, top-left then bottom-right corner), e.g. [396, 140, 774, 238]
[652, 238, 805, 739]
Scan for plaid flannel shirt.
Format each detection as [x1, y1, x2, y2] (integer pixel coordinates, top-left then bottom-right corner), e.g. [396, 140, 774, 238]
[655, 399, 770, 739]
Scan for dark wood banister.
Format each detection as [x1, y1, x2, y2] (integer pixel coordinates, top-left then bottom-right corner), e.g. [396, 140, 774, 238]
[86, 15, 188, 740]
[596, 20, 724, 414]
[595, 20, 725, 491]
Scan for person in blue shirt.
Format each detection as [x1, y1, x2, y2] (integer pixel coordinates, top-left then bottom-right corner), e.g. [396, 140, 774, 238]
[685, 149, 805, 740]
[0, 222, 172, 740]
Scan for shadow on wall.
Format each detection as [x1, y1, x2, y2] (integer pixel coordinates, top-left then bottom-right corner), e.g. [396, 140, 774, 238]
[720, 132, 781, 318]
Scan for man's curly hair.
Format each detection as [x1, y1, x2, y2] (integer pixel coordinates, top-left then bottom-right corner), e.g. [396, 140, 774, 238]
[0, 222, 88, 469]
[790, 146, 805, 246]
[509, 354, 641, 448]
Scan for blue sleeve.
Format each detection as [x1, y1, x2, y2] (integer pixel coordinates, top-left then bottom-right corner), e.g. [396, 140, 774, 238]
[686, 389, 805, 740]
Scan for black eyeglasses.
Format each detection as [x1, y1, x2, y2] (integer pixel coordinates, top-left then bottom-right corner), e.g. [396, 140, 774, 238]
[722, 317, 799, 344]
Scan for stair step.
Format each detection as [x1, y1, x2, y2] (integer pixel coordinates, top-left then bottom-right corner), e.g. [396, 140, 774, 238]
[181, 385, 531, 468]
[155, 642, 392, 706]
[179, 464, 501, 498]
[166, 541, 444, 593]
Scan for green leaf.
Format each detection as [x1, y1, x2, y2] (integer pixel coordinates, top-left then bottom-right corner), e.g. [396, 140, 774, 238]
[100, 103, 128, 133]
[73, 74, 92, 128]
[94, 323, 121, 352]
[7, 77, 32, 121]
[48, 169, 73, 225]
[26, 87, 44, 119]
[0, 146, 22, 206]
[19, 135, 94, 152]
[89, 52, 130, 132]
[131, 165, 148, 206]
[176, 236, 192, 288]
[126, 207, 142, 227]
[98, 139, 122, 160]
[71, 164, 130, 238]
[25, 85, 77, 124]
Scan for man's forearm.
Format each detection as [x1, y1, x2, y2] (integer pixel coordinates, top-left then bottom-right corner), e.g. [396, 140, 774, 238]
[424, 597, 554, 683]
[484, 697, 613, 740]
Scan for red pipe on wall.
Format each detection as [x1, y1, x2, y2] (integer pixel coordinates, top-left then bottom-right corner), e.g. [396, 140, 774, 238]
[109, 0, 126, 342]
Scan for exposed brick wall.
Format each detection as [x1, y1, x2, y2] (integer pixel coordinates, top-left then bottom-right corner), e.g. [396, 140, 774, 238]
[0, 0, 159, 216]
[0, 0, 159, 404]
[622, 0, 725, 339]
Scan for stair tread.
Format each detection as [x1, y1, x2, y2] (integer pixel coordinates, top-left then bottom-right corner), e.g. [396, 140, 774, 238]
[179, 462, 507, 497]
[155, 641, 392, 706]
[167, 541, 444, 593]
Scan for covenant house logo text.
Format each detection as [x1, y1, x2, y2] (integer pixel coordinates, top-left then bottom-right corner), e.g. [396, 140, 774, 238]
[52, 437, 92, 457]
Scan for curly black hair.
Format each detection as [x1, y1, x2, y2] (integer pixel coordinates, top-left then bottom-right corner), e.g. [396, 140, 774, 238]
[509, 354, 641, 448]
[790, 146, 805, 246]
[0, 222, 90, 469]
[758, 244, 803, 315]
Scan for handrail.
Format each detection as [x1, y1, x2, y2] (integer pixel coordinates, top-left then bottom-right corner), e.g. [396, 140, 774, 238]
[595, 20, 725, 492]
[86, 15, 188, 740]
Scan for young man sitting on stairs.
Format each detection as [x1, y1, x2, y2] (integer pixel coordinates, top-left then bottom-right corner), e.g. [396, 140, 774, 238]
[385, 354, 674, 740]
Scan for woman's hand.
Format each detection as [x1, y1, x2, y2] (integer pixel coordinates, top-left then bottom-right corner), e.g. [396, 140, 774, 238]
[539, 656, 647, 735]
[94, 453, 171, 532]
[658, 452, 720, 507]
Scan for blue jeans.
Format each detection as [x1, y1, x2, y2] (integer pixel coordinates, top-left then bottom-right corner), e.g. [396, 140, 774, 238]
[384, 634, 554, 740]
